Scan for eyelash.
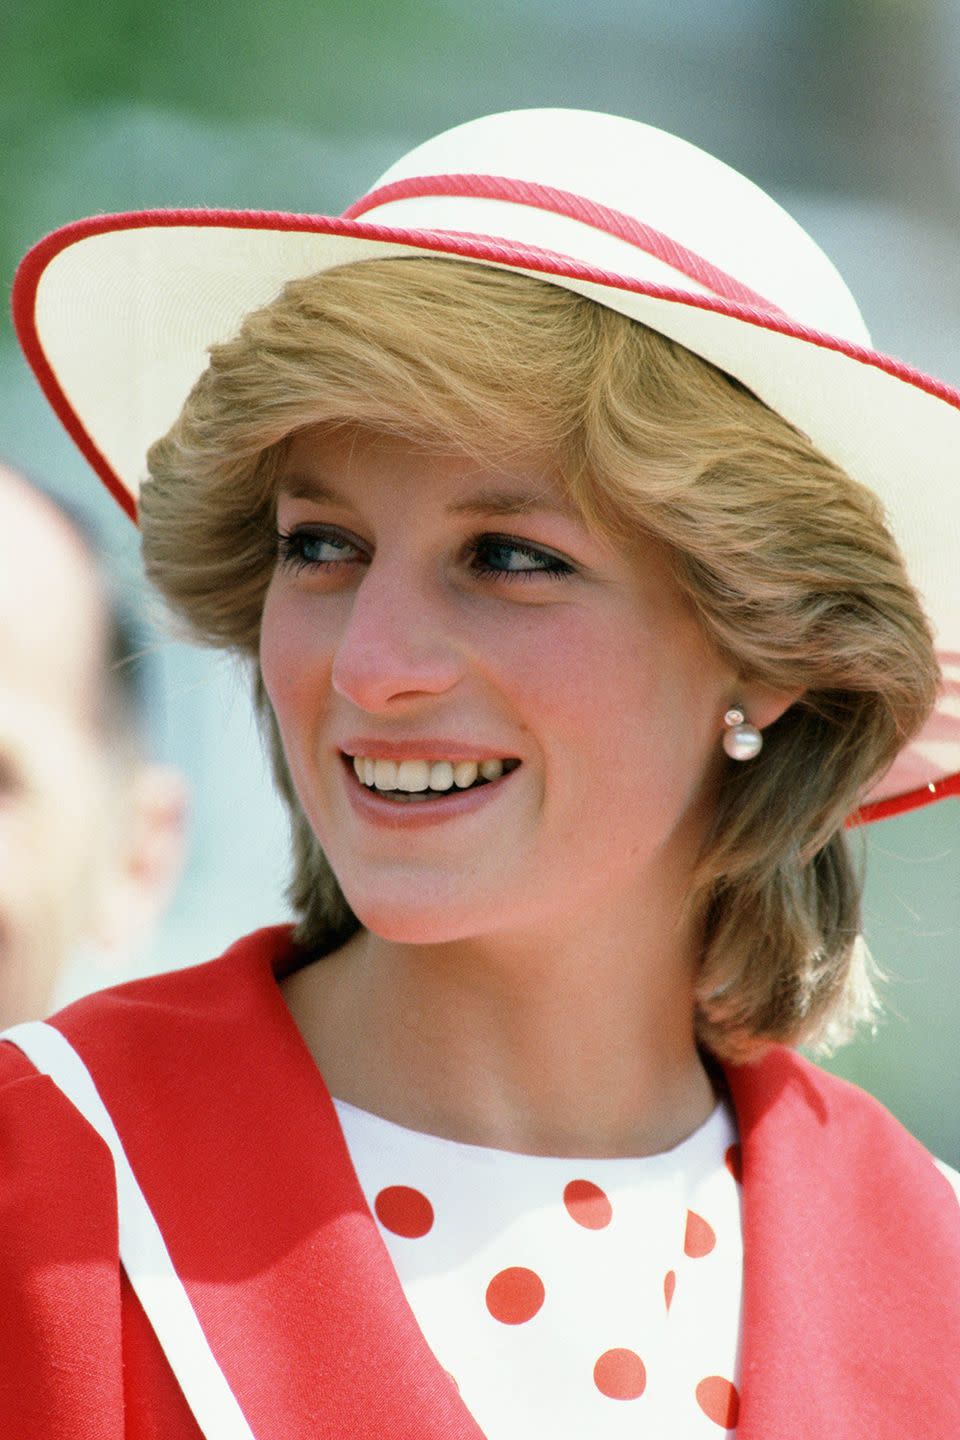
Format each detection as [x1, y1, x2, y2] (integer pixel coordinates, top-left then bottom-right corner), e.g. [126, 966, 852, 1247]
[276, 529, 357, 576]
[465, 535, 575, 581]
[275, 528, 576, 583]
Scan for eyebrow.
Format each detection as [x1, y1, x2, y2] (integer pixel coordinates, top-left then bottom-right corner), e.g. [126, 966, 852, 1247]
[277, 474, 578, 519]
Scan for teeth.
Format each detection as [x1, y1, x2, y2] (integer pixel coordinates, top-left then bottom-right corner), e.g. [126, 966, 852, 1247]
[396, 759, 430, 792]
[349, 753, 513, 794]
[429, 760, 454, 791]
[374, 759, 398, 790]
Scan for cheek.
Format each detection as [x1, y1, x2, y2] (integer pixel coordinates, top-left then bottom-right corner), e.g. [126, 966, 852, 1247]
[514, 612, 658, 749]
[259, 583, 327, 741]
[523, 614, 726, 836]
[259, 581, 290, 706]
[502, 617, 655, 831]
[259, 585, 344, 853]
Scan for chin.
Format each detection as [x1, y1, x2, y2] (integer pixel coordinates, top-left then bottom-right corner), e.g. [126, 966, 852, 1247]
[341, 888, 488, 947]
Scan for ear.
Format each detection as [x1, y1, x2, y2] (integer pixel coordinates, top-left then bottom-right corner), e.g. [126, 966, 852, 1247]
[92, 764, 189, 962]
[734, 682, 805, 733]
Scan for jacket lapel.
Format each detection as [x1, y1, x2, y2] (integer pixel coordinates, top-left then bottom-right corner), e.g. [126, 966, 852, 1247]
[726, 1047, 960, 1437]
[61, 926, 487, 1440]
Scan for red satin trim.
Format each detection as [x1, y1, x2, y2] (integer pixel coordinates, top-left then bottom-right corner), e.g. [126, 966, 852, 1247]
[14, 209, 960, 524]
[344, 172, 787, 315]
[850, 768, 960, 825]
[12, 210, 960, 824]
[12, 223, 140, 524]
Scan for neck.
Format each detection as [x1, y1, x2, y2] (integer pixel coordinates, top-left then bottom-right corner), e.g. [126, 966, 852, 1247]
[282, 868, 716, 1159]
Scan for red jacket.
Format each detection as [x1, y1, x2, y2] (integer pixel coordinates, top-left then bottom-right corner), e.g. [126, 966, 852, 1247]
[0, 925, 957, 1438]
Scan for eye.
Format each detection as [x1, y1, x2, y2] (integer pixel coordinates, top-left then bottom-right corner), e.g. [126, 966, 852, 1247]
[467, 534, 576, 582]
[276, 527, 366, 574]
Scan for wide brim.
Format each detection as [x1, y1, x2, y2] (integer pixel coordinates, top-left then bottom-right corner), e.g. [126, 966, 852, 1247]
[13, 208, 960, 823]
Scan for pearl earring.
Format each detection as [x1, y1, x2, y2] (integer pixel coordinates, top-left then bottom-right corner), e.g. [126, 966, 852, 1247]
[722, 706, 763, 761]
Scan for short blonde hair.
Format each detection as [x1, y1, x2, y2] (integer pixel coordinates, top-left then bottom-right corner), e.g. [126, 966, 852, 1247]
[141, 259, 939, 1060]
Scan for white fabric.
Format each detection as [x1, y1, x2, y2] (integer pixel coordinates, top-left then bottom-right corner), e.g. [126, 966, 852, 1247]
[935, 1157, 960, 1206]
[0, 1021, 256, 1440]
[335, 1094, 743, 1437]
[367, 109, 870, 340]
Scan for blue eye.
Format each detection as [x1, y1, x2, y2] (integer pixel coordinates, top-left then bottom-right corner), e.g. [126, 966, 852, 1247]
[469, 535, 575, 582]
[276, 527, 575, 583]
[276, 528, 364, 573]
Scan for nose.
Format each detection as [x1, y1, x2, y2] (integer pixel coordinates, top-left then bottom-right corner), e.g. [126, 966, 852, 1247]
[330, 558, 465, 712]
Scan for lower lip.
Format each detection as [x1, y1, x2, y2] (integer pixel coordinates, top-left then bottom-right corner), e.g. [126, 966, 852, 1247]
[340, 757, 519, 830]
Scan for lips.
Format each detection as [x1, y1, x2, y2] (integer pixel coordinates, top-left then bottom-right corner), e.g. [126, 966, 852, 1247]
[339, 751, 521, 829]
[340, 738, 520, 763]
[347, 753, 521, 798]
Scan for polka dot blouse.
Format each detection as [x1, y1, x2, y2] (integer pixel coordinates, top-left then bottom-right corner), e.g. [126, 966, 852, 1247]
[334, 1095, 743, 1437]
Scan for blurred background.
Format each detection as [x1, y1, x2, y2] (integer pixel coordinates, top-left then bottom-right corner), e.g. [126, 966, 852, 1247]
[2, 0, 958, 1161]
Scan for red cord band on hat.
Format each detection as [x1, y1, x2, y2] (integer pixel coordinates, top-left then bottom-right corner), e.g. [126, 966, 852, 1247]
[850, 768, 960, 825]
[345, 173, 787, 316]
[12, 207, 960, 821]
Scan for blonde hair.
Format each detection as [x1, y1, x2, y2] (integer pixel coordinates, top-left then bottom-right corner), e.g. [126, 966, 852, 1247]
[141, 259, 939, 1060]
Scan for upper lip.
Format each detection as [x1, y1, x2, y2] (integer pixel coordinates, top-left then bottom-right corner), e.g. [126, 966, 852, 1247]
[340, 738, 519, 762]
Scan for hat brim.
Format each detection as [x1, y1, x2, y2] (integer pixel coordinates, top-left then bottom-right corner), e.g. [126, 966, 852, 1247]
[13, 208, 960, 823]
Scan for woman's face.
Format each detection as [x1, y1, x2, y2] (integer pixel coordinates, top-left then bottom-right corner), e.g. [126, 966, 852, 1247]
[260, 425, 737, 945]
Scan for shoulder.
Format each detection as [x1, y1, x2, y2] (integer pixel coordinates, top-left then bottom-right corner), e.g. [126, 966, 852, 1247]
[0, 923, 301, 1130]
[0, 930, 310, 1439]
[727, 1041, 929, 1137]
[724, 1044, 959, 1214]
[2, 923, 298, 1073]
[0, 923, 303, 1219]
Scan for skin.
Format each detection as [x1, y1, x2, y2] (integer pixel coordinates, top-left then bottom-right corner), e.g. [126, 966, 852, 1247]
[264, 426, 792, 1158]
[0, 466, 185, 1025]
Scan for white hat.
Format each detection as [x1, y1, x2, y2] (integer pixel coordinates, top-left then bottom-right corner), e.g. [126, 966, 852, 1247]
[13, 107, 960, 821]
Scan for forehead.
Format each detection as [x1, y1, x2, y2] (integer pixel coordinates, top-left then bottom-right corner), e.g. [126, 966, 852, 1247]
[277, 425, 582, 521]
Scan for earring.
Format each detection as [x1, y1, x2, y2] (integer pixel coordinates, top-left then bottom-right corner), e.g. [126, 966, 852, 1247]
[722, 706, 763, 761]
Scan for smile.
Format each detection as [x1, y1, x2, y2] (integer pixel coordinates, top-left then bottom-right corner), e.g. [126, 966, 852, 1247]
[346, 754, 521, 802]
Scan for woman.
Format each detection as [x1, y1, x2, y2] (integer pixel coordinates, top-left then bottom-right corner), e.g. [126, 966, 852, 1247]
[3, 109, 959, 1438]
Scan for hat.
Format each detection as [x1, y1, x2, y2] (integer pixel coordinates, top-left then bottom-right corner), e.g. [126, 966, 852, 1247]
[12, 107, 960, 822]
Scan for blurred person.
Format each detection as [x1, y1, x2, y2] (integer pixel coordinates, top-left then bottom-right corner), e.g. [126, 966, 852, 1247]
[0, 462, 186, 1024]
[1, 110, 959, 1438]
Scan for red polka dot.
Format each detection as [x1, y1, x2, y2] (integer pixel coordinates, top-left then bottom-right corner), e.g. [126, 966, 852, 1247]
[664, 1269, 676, 1311]
[696, 1375, 740, 1428]
[684, 1208, 716, 1257]
[593, 1348, 646, 1400]
[374, 1185, 434, 1238]
[725, 1143, 743, 1183]
[485, 1267, 545, 1324]
[563, 1178, 613, 1229]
